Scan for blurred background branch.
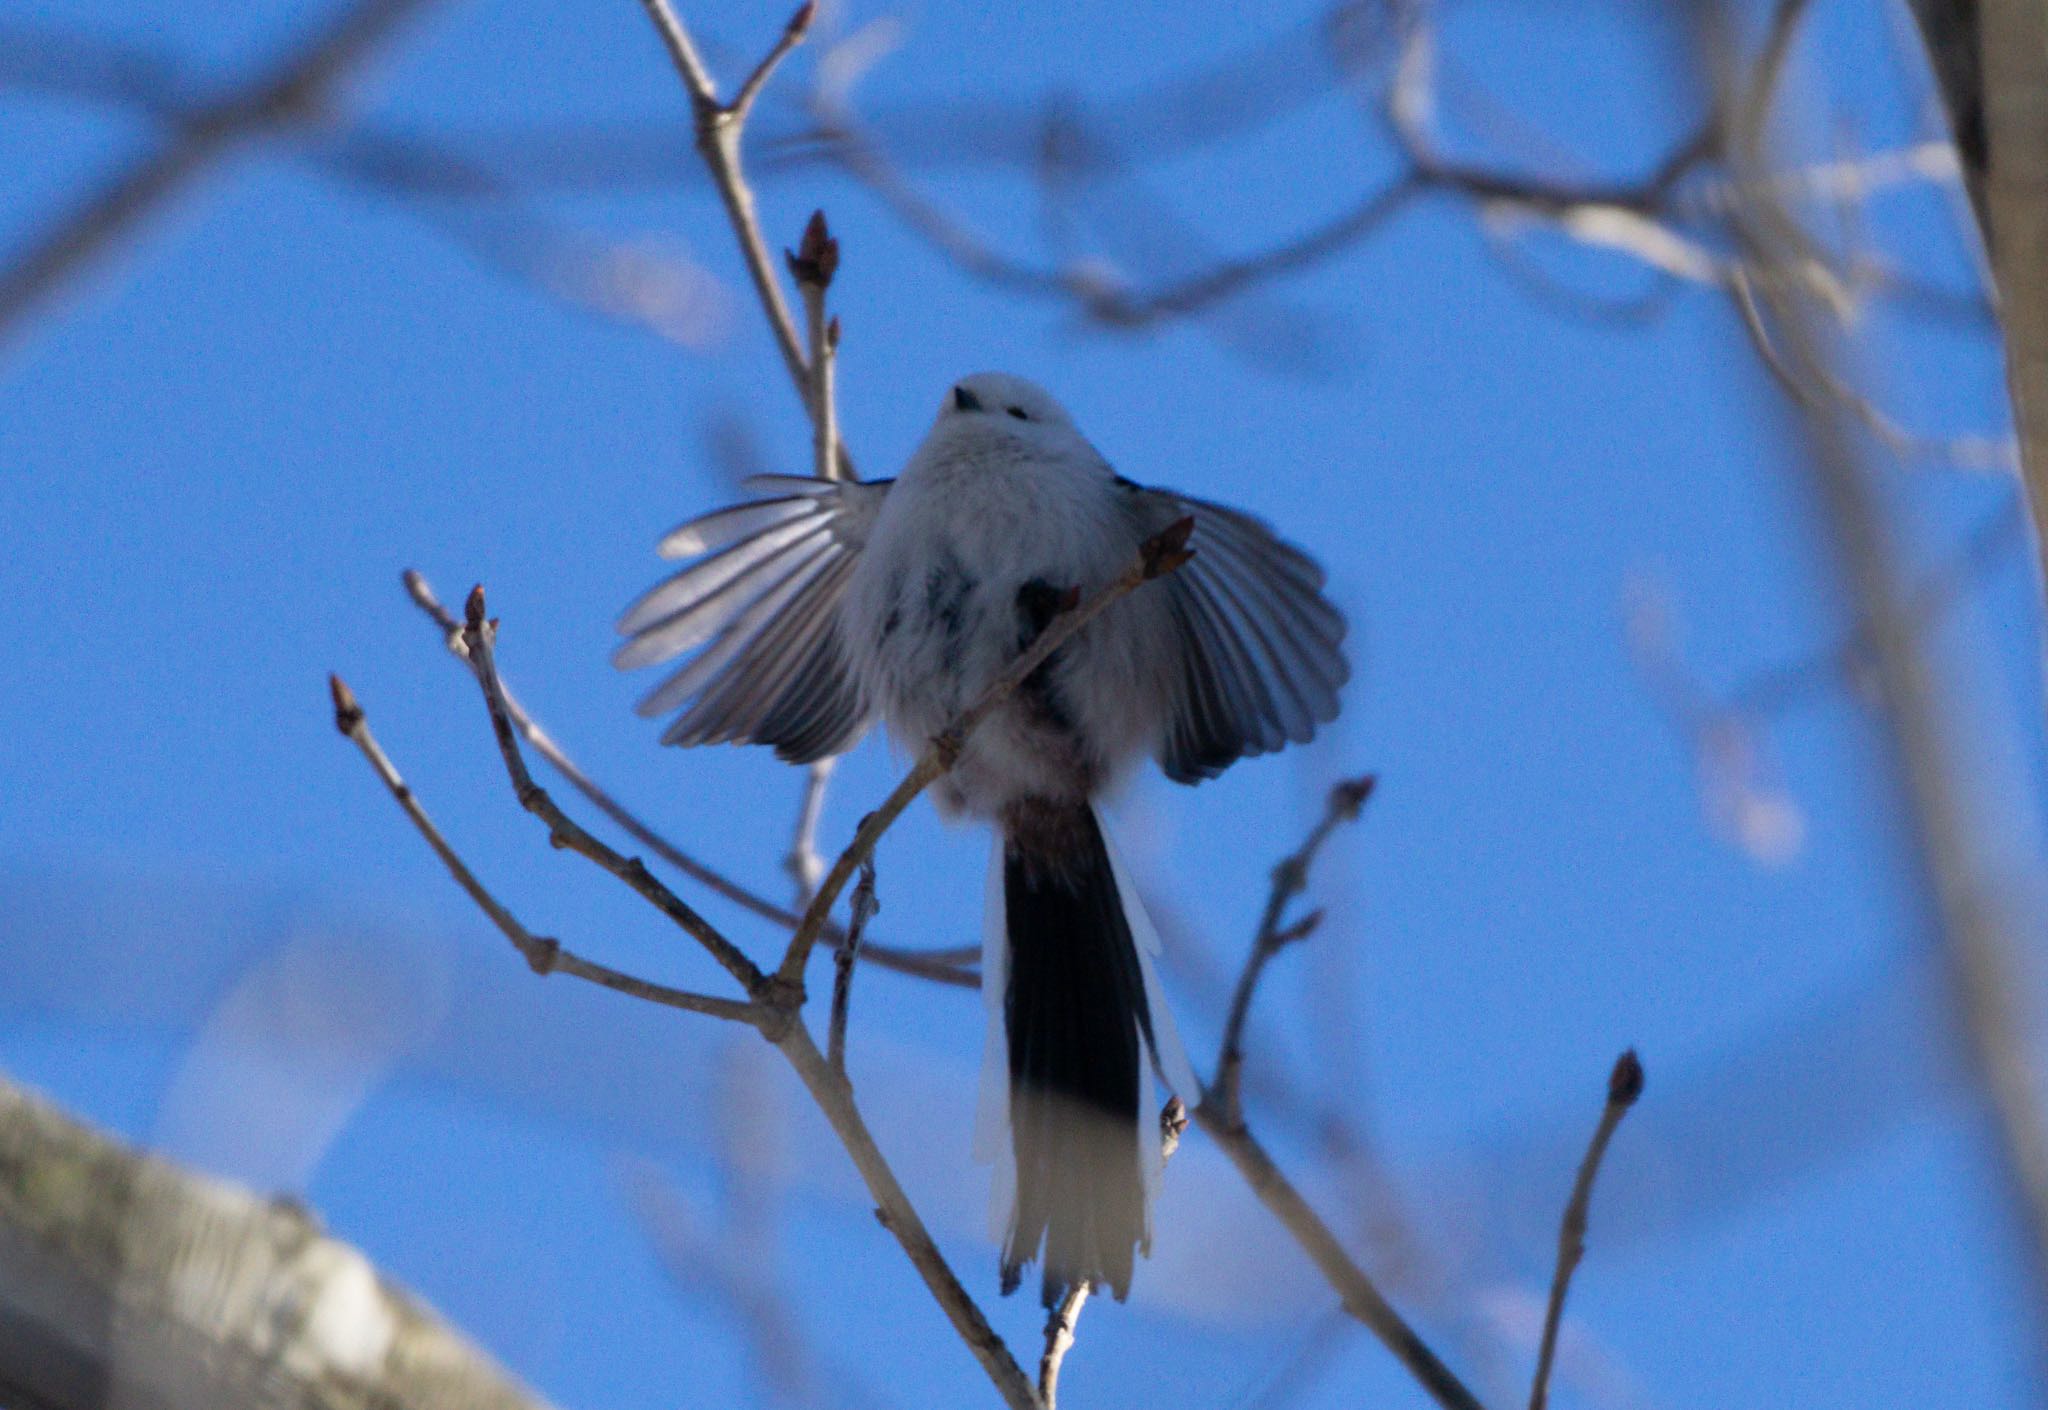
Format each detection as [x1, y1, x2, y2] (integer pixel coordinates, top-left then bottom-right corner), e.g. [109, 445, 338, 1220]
[0, 0, 435, 347]
[0, 1069, 548, 1410]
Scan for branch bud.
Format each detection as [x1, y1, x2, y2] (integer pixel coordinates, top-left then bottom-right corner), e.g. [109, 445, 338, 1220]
[328, 673, 363, 735]
[786, 209, 840, 289]
[1330, 774, 1378, 820]
[1608, 1048, 1645, 1107]
[1140, 516, 1196, 578]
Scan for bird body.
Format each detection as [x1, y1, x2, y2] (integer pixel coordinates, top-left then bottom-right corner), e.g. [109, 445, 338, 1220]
[617, 372, 1348, 1305]
[842, 376, 1179, 818]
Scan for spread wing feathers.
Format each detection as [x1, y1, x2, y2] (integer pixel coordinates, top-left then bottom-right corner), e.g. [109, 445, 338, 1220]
[615, 477, 890, 763]
[1128, 486, 1350, 783]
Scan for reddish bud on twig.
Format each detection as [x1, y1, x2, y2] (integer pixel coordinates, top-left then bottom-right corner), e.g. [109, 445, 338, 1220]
[1331, 774, 1377, 819]
[1608, 1048, 1645, 1107]
[329, 673, 363, 735]
[465, 584, 487, 630]
[826, 314, 842, 351]
[1141, 516, 1197, 578]
[786, 210, 840, 289]
[786, 0, 817, 37]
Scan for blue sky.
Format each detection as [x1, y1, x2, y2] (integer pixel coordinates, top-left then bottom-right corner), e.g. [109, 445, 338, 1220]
[4, 0, 2045, 1405]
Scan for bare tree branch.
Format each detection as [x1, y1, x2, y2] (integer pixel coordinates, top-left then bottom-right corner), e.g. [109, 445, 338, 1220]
[0, 0, 432, 348]
[1191, 774, 1483, 1410]
[633, 0, 859, 477]
[1193, 1107, 1484, 1410]
[1529, 1052, 1644, 1410]
[828, 851, 877, 1074]
[1719, 0, 2048, 1364]
[1212, 775, 1375, 1118]
[460, 587, 768, 994]
[400, 569, 977, 988]
[1971, 0, 2048, 718]
[341, 608, 1040, 1406]
[330, 673, 757, 1024]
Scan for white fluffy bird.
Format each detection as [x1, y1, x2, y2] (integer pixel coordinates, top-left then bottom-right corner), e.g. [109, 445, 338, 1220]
[616, 373, 1348, 1305]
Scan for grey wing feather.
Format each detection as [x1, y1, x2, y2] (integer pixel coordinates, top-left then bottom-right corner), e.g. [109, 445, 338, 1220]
[1126, 484, 1350, 783]
[617, 478, 890, 763]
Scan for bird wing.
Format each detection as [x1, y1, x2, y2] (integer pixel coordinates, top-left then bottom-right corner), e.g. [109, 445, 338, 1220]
[1122, 481, 1350, 783]
[615, 475, 891, 763]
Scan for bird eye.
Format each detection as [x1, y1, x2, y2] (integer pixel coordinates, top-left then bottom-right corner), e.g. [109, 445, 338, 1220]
[1006, 406, 1029, 421]
[953, 386, 983, 413]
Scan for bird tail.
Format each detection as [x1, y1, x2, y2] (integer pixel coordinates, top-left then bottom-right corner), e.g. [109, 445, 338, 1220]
[974, 801, 1198, 1307]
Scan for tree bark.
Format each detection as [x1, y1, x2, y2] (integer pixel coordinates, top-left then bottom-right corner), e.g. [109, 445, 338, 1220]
[0, 1070, 552, 1410]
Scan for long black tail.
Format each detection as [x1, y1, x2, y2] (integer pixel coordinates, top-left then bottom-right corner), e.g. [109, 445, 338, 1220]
[998, 799, 1158, 1307]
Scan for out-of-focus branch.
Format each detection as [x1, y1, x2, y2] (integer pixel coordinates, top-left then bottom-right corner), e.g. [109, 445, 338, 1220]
[1971, 0, 2048, 712]
[1626, 503, 2024, 865]
[0, 0, 432, 349]
[1720, 3, 2048, 1365]
[1528, 1052, 1644, 1410]
[775, 516, 1195, 989]
[0, 1068, 552, 1410]
[626, 1158, 886, 1410]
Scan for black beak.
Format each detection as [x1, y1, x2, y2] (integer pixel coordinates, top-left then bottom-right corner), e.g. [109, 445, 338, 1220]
[952, 385, 983, 413]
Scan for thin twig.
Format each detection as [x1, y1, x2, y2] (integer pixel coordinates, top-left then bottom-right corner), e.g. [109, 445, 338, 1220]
[337, 652, 1034, 1406]
[1192, 768, 1479, 1410]
[785, 758, 837, 906]
[778, 209, 846, 910]
[634, 0, 856, 477]
[1211, 775, 1376, 1119]
[774, 1019, 1038, 1407]
[1038, 1098, 1190, 1408]
[459, 586, 768, 994]
[775, 516, 1195, 988]
[728, 3, 814, 123]
[786, 207, 843, 483]
[827, 851, 877, 1073]
[401, 569, 978, 987]
[329, 674, 756, 1024]
[1529, 1051, 1644, 1410]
